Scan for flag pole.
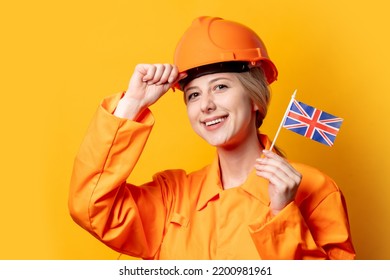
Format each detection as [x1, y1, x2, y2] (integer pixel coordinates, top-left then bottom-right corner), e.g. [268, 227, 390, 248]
[269, 89, 297, 151]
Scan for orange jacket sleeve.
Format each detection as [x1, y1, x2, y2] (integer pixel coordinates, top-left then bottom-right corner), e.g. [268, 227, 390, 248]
[68, 94, 170, 258]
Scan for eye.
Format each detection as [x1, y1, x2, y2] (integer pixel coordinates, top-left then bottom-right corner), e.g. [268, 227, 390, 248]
[214, 84, 228, 91]
[186, 92, 200, 102]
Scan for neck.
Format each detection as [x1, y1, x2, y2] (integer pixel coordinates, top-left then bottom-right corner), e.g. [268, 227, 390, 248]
[217, 132, 263, 190]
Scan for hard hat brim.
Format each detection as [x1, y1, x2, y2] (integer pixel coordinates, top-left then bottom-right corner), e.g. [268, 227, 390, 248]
[178, 61, 250, 90]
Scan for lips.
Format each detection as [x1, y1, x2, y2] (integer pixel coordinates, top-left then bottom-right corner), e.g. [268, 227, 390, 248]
[202, 116, 228, 127]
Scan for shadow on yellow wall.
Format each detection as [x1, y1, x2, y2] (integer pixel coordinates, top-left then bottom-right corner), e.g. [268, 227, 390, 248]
[0, 0, 389, 259]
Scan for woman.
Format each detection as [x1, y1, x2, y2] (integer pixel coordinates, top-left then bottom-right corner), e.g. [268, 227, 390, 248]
[69, 16, 355, 259]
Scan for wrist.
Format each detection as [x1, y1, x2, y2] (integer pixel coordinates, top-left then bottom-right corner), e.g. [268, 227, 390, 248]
[114, 93, 146, 120]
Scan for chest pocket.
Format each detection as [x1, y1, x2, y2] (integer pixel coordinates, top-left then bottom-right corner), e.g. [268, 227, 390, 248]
[170, 212, 189, 228]
[158, 212, 192, 259]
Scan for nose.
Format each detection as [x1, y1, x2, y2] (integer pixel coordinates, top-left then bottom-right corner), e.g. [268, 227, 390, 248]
[200, 93, 216, 113]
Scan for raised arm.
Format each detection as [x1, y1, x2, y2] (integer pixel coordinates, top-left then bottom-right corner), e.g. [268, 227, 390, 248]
[68, 64, 184, 258]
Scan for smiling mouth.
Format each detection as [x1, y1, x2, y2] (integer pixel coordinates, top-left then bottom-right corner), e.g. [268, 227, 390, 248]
[204, 116, 228, 127]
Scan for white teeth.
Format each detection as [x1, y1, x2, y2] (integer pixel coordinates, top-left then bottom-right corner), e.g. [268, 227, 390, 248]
[205, 117, 226, 126]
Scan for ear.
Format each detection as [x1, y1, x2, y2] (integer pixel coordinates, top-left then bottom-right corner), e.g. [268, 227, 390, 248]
[252, 101, 259, 112]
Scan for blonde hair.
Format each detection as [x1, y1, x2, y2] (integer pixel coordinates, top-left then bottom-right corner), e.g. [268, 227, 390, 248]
[236, 67, 285, 156]
[235, 67, 270, 129]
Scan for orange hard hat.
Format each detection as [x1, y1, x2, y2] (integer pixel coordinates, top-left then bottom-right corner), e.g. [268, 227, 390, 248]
[174, 16, 278, 88]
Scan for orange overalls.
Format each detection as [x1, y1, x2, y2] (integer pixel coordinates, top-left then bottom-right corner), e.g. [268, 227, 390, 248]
[69, 94, 355, 259]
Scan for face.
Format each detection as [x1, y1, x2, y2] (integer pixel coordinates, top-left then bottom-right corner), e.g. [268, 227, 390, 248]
[184, 72, 258, 148]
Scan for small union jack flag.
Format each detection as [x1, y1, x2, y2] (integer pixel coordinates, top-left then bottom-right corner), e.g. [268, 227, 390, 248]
[282, 99, 343, 146]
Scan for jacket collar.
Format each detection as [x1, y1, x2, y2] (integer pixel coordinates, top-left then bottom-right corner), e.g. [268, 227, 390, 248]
[196, 156, 222, 211]
[196, 134, 272, 211]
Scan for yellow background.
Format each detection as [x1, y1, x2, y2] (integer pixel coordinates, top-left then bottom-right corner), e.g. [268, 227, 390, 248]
[1, 0, 389, 259]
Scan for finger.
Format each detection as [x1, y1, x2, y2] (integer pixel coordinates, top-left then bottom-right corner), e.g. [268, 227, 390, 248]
[142, 65, 157, 83]
[255, 168, 298, 189]
[261, 149, 286, 164]
[134, 64, 149, 76]
[134, 64, 154, 80]
[255, 161, 301, 188]
[156, 64, 173, 85]
[148, 64, 166, 84]
[255, 157, 288, 177]
[255, 156, 301, 187]
[255, 158, 297, 180]
[167, 65, 180, 84]
[258, 150, 301, 178]
[255, 160, 295, 183]
[170, 63, 188, 84]
[127, 64, 153, 94]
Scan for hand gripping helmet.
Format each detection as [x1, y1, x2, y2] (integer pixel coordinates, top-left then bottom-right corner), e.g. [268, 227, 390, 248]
[174, 16, 278, 89]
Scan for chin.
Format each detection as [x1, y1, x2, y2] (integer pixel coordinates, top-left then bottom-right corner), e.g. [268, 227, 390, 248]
[203, 136, 230, 147]
[194, 127, 232, 147]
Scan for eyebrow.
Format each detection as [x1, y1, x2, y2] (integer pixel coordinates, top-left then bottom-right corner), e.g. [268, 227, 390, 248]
[184, 76, 233, 92]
